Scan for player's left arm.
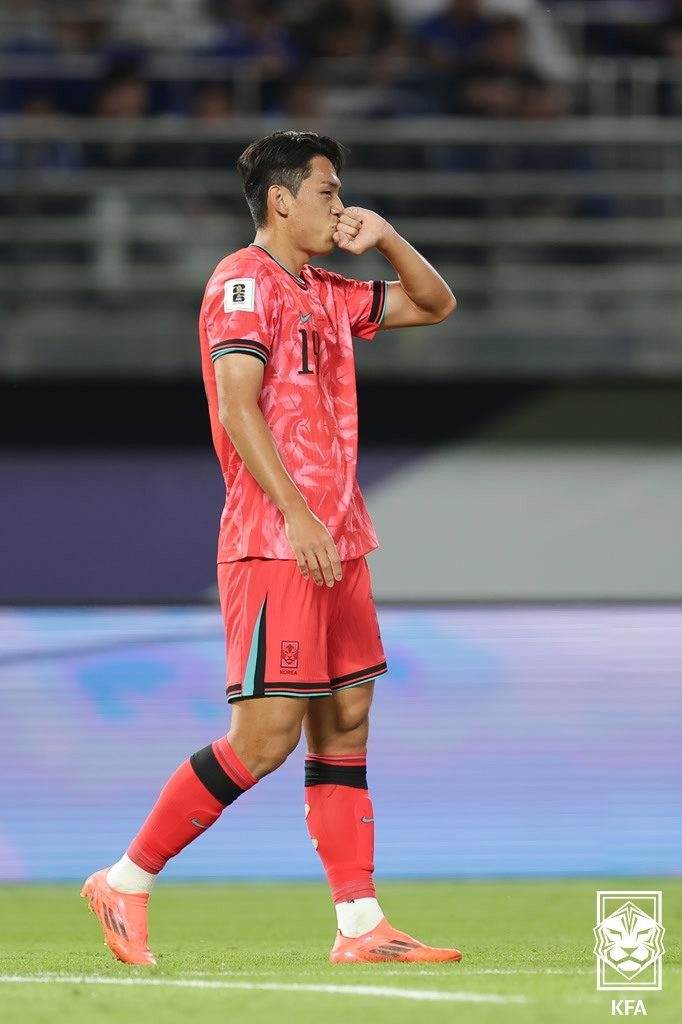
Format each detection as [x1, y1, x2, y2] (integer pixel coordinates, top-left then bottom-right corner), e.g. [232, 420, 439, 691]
[334, 206, 456, 329]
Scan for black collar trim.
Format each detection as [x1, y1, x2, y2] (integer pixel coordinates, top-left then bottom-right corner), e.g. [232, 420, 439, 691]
[250, 244, 308, 289]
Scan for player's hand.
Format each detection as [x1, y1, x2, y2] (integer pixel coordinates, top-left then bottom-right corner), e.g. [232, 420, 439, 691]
[284, 505, 343, 587]
[333, 207, 391, 256]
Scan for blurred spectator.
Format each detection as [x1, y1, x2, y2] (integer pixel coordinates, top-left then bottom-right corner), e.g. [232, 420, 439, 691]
[204, 1, 297, 69]
[112, 0, 216, 49]
[271, 74, 324, 118]
[659, 8, 682, 57]
[0, 94, 81, 174]
[288, 0, 408, 116]
[50, 12, 111, 56]
[413, 0, 572, 81]
[94, 69, 149, 119]
[183, 83, 242, 169]
[0, 5, 144, 115]
[192, 82, 233, 120]
[85, 69, 156, 169]
[178, 83, 242, 224]
[0, 0, 680, 120]
[508, 79, 603, 217]
[0, 93, 85, 265]
[297, 0, 401, 61]
[566, 0, 665, 58]
[658, 10, 682, 115]
[454, 16, 548, 116]
[483, 0, 574, 81]
[203, 0, 300, 111]
[414, 0, 492, 73]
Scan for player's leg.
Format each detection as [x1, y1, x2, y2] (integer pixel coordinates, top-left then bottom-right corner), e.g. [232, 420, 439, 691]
[303, 555, 384, 939]
[82, 556, 323, 965]
[82, 696, 306, 965]
[303, 680, 381, 935]
[304, 556, 461, 964]
[122, 694, 307, 880]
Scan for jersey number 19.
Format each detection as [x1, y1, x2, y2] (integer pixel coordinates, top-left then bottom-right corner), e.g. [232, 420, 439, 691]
[298, 327, 320, 375]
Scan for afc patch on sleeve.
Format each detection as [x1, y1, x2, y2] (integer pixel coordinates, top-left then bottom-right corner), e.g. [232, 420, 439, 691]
[224, 278, 255, 313]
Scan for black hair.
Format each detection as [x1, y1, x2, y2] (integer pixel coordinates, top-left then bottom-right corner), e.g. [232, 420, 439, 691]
[237, 130, 346, 229]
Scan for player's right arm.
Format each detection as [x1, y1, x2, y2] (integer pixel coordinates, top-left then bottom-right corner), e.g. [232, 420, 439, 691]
[212, 316, 342, 588]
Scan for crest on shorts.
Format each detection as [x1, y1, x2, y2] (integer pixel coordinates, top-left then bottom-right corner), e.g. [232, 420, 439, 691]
[280, 640, 299, 669]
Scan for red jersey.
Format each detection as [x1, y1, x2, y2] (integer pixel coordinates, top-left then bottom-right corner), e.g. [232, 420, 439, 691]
[198, 243, 388, 563]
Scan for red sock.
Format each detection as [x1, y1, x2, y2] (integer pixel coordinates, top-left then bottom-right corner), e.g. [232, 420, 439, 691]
[304, 752, 376, 903]
[127, 737, 256, 874]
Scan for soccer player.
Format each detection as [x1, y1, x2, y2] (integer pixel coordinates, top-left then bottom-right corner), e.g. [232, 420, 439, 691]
[82, 130, 459, 965]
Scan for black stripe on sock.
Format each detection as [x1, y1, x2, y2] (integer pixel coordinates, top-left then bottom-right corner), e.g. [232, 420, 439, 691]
[304, 760, 368, 789]
[190, 745, 245, 806]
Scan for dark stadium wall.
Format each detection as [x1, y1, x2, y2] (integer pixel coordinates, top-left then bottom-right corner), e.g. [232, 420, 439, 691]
[3, 378, 681, 602]
[6, 378, 682, 447]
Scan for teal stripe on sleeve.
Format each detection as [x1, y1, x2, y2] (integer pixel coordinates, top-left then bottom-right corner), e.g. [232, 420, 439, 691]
[211, 347, 268, 365]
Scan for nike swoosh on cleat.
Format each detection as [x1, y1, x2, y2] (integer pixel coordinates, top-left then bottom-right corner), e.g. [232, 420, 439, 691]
[191, 818, 209, 829]
[300, 312, 313, 322]
[361, 816, 374, 823]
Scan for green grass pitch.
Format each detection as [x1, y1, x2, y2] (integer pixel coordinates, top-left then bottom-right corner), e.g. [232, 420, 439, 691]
[0, 879, 679, 1023]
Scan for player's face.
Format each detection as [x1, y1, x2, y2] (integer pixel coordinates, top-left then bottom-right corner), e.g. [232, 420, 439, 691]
[288, 156, 343, 256]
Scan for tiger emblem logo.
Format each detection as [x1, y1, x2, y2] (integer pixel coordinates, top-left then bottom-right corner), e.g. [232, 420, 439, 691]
[594, 901, 665, 980]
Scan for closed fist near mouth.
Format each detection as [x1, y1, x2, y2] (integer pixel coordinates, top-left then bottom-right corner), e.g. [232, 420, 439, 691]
[333, 207, 390, 255]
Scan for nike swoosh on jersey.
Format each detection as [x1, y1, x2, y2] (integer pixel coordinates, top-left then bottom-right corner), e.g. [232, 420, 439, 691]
[191, 818, 210, 829]
[300, 312, 313, 323]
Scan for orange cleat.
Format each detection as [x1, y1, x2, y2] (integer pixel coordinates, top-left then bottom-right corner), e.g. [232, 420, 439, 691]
[330, 917, 462, 964]
[80, 867, 156, 966]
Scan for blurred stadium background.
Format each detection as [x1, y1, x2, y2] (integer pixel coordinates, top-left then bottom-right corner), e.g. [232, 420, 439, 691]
[1, 0, 681, 885]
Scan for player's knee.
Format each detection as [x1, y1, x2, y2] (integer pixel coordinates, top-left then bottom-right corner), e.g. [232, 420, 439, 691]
[334, 688, 372, 736]
[262, 731, 300, 775]
[231, 720, 302, 778]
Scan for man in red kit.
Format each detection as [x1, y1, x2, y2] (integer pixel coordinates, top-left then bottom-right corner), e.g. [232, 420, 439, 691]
[82, 130, 459, 965]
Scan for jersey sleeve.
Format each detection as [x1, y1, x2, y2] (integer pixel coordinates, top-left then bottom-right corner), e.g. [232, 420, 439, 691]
[342, 277, 389, 341]
[203, 266, 276, 367]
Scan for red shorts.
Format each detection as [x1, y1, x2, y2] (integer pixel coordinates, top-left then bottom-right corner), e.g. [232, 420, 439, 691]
[217, 555, 387, 702]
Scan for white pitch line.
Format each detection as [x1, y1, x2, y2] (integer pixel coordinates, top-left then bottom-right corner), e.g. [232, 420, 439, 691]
[182, 967, 593, 978]
[179, 966, 675, 974]
[0, 975, 526, 1004]
[451, 968, 595, 976]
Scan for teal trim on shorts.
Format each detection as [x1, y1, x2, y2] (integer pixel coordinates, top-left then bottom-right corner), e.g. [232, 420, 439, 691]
[332, 669, 388, 694]
[262, 690, 330, 698]
[242, 598, 266, 697]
